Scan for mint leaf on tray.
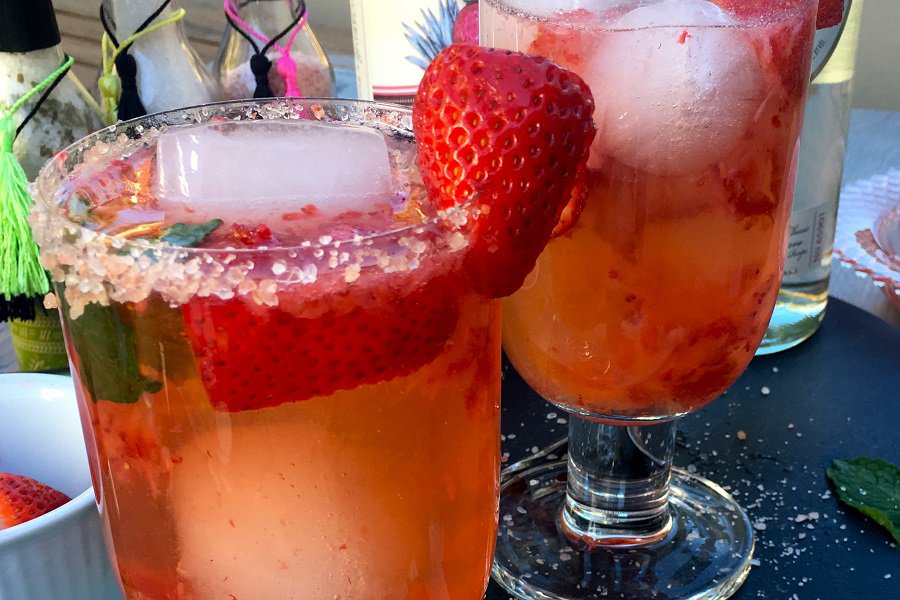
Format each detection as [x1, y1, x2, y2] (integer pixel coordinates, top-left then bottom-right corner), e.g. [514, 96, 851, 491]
[826, 457, 900, 546]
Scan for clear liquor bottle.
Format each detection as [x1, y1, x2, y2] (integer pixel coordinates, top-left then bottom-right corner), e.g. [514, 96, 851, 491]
[758, 0, 864, 354]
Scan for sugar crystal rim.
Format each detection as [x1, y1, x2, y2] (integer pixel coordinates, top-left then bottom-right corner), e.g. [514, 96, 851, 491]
[32, 97, 462, 256]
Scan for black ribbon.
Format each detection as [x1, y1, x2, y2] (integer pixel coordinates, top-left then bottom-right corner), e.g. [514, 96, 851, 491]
[100, 0, 174, 120]
[225, 0, 306, 99]
[0, 56, 72, 322]
[15, 55, 72, 138]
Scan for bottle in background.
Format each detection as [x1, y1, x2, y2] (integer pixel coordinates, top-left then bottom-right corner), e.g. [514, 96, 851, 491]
[0, 0, 103, 372]
[214, 0, 335, 100]
[758, 0, 864, 354]
[349, 0, 477, 104]
[101, 0, 219, 114]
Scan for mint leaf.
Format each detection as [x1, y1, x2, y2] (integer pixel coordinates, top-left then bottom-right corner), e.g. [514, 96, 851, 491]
[827, 457, 900, 546]
[64, 299, 162, 404]
[160, 219, 223, 247]
[130, 295, 199, 384]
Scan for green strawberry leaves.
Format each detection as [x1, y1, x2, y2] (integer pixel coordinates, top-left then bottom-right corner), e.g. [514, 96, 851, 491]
[827, 457, 900, 547]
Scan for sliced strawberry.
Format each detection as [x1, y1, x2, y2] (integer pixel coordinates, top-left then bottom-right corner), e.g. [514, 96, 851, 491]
[551, 175, 592, 238]
[230, 222, 277, 247]
[452, 2, 479, 45]
[182, 263, 462, 412]
[0, 473, 71, 529]
[816, 0, 844, 29]
[413, 44, 596, 298]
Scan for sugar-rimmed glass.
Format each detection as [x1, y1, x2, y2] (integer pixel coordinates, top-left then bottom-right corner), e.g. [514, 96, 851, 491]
[32, 98, 501, 599]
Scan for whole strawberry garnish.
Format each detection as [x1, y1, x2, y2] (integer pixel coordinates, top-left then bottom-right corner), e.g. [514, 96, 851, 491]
[0, 473, 71, 529]
[413, 44, 595, 298]
[452, 2, 479, 45]
[182, 265, 462, 412]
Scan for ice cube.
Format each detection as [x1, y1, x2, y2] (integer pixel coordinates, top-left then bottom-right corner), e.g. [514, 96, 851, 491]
[584, 0, 764, 175]
[155, 120, 395, 226]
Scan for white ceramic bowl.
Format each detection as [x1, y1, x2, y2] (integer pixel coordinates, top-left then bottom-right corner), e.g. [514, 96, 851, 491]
[0, 373, 121, 600]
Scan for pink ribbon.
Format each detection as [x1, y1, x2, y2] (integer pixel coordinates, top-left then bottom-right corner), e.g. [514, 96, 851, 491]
[224, 0, 308, 97]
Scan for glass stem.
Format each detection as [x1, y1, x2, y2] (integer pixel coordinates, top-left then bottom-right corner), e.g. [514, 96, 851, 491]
[560, 415, 677, 547]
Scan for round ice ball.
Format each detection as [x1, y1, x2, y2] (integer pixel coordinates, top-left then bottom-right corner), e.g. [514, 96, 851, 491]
[585, 0, 763, 176]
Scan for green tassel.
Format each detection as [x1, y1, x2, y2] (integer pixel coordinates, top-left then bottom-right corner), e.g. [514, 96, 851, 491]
[0, 115, 50, 322]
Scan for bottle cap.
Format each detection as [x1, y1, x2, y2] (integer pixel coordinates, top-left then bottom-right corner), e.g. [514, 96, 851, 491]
[0, 0, 61, 53]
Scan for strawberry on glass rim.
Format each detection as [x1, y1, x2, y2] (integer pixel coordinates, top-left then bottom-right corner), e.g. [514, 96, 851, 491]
[413, 43, 597, 298]
[187, 44, 597, 412]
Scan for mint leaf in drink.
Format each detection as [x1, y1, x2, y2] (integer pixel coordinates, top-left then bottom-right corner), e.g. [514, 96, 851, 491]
[160, 219, 223, 247]
[63, 299, 162, 404]
[826, 457, 900, 546]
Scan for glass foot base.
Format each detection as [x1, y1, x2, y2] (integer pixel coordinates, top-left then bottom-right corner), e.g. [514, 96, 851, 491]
[493, 460, 754, 600]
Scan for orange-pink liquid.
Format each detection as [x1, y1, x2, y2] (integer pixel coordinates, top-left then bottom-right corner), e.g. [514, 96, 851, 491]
[492, 2, 815, 419]
[66, 289, 500, 599]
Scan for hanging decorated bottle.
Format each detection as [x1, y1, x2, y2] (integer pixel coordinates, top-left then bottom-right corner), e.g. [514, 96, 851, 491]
[214, 0, 334, 100]
[99, 0, 219, 123]
[0, 0, 103, 372]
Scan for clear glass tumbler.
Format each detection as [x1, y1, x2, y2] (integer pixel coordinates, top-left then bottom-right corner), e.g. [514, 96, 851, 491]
[32, 99, 500, 599]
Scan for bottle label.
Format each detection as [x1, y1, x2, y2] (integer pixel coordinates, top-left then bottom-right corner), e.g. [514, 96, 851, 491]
[351, 0, 469, 101]
[783, 202, 837, 283]
[810, 0, 853, 78]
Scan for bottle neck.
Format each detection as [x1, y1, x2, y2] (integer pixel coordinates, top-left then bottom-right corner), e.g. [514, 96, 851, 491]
[234, 0, 299, 40]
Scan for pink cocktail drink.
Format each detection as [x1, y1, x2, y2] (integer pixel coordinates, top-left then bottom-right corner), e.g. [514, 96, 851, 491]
[481, 1, 817, 598]
[33, 100, 500, 599]
[484, 0, 815, 420]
